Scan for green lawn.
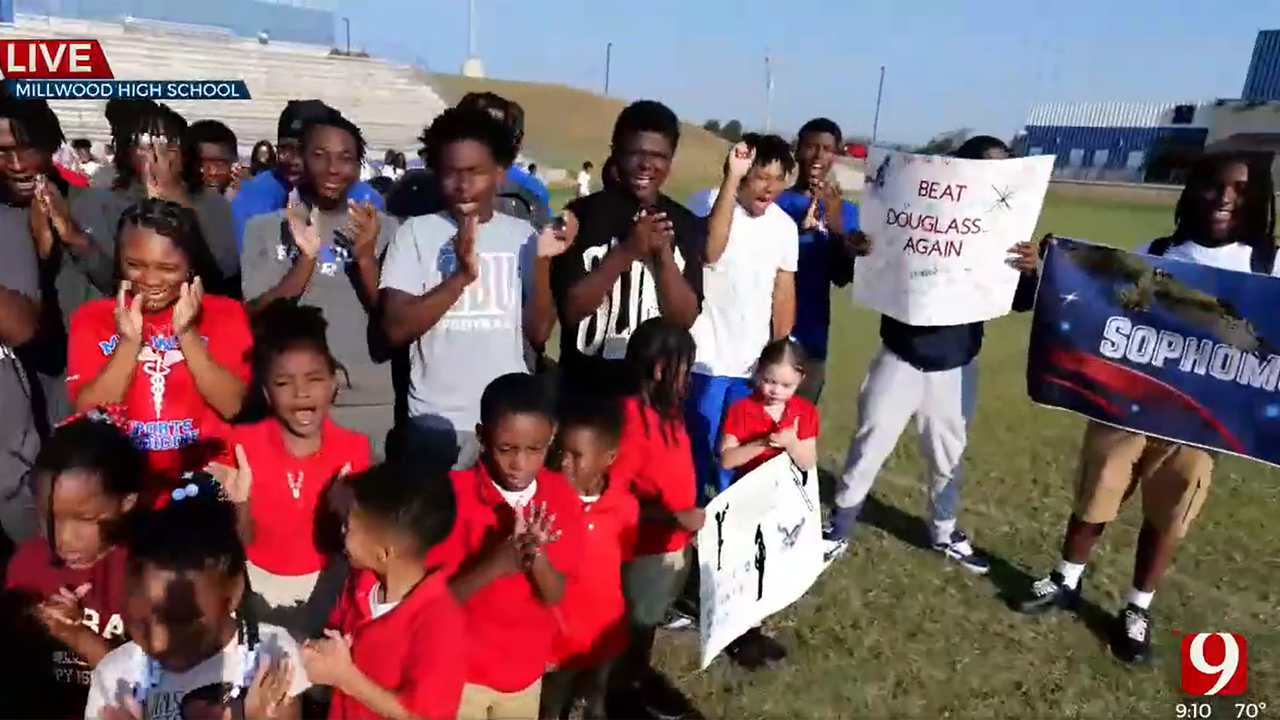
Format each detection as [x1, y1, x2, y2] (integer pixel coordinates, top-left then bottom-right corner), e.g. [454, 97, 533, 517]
[590, 193, 1278, 718]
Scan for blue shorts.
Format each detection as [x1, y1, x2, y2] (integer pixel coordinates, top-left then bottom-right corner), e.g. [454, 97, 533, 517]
[684, 373, 752, 506]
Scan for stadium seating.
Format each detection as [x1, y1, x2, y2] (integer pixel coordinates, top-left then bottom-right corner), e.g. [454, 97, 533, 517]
[0, 14, 449, 156]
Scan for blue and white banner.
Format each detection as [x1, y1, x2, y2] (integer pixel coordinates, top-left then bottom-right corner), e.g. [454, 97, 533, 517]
[1027, 238, 1280, 467]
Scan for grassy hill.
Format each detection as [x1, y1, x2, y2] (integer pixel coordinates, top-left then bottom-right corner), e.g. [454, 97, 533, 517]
[430, 73, 726, 197]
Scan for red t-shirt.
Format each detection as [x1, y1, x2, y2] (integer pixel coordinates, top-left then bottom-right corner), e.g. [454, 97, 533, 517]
[55, 163, 89, 188]
[611, 396, 698, 556]
[721, 393, 820, 478]
[1, 539, 129, 719]
[448, 465, 584, 693]
[552, 478, 638, 670]
[326, 569, 468, 720]
[237, 418, 372, 576]
[66, 295, 253, 487]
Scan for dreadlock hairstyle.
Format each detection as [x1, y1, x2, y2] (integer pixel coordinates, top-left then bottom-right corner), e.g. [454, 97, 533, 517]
[954, 135, 1011, 160]
[739, 132, 797, 176]
[0, 88, 69, 196]
[1170, 151, 1277, 256]
[114, 198, 222, 289]
[34, 411, 144, 566]
[110, 100, 188, 190]
[423, 106, 519, 171]
[611, 99, 681, 153]
[625, 317, 696, 444]
[249, 298, 345, 400]
[125, 473, 259, 701]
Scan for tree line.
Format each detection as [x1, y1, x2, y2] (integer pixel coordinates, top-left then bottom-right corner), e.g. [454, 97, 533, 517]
[700, 118, 988, 157]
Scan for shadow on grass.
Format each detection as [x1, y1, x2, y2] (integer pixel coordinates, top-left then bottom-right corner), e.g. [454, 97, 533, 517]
[853, 492, 1118, 646]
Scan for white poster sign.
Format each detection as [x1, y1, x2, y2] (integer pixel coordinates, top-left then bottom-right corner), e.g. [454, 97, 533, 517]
[697, 454, 824, 669]
[852, 149, 1055, 326]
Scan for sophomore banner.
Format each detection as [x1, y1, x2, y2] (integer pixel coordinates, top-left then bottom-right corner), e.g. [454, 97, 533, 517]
[697, 454, 824, 670]
[1028, 237, 1280, 467]
[853, 149, 1054, 326]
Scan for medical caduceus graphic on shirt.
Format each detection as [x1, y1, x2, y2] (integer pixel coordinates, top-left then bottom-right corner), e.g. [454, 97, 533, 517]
[575, 239, 687, 359]
[138, 329, 185, 418]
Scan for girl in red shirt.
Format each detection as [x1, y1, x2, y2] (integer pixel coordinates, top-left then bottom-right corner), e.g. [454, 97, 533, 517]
[1, 412, 143, 719]
[228, 300, 372, 640]
[66, 199, 252, 497]
[718, 338, 820, 669]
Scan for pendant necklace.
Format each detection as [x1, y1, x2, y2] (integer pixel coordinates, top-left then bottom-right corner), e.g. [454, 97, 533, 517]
[286, 471, 304, 500]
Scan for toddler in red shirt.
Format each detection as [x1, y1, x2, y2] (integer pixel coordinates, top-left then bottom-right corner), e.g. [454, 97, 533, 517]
[1, 413, 142, 719]
[446, 372, 585, 720]
[217, 301, 372, 640]
[303, 462, 467, 720]
[718, 338, 819, 669]
[608, 319, 705, 713]
[541, 398, 638, 720]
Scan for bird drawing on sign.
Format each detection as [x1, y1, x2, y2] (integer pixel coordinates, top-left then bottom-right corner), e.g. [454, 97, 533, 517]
[778, 517, 804, 550]
[714, 505, 729, 571]
[754, 524, 767, 601]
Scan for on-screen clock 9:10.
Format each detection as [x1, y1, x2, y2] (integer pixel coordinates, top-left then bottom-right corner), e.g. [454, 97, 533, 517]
[1178, 702, 1213, 719]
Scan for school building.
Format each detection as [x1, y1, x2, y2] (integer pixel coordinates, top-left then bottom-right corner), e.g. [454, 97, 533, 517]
[1019, 29, 1280, 185]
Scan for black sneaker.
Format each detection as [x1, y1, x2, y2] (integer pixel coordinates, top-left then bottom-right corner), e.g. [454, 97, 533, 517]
[753, 631, 788, 662]
[725, 631, 769, 671]
[932, 530, 990, 574]
[1012, 572, 1082, 614]
[636, 669, 694, 719]
[1111, 604, 1153, 664]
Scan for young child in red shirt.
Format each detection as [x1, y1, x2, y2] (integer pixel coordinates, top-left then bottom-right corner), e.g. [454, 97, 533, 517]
[541, 398, 638, 720]
[718, 338, 820, 669]
[446, 372, 585, 720]
[1, 412, 142, 719]
[303, 462, 467, 720]
[609, 318, 705, 717]
[221, 300, 372, 640]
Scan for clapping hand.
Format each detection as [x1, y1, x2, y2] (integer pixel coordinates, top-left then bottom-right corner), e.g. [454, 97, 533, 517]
[113, 282, 144, 345]
[286, 194, 322, 259]
[35, 583, 91, 640]
[725, 142, 755, 181]
[300, 629, 355, 688]
[536, 210, 578, 258]
[452, 213, 481, 282]
[206, 444, 253, 504]
[171, 277, 205, 335]
[244, 656, 295, 718]
[346, 199, 380, 261]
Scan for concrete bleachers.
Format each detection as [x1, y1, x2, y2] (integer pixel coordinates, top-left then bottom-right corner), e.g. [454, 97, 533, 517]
[0, 14, 448, 155]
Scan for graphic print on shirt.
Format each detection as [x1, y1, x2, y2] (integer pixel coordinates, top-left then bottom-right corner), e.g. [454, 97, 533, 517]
[276, 241, 353, 277]
[53, 609, 126, 686]
[97, 330, 205, 452]
[575, 239, 686, 359]
[439, 245, 521, 331]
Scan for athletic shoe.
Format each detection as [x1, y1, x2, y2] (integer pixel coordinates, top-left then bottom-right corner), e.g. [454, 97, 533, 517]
[822, 538, 849, 566]
[1012, 572, 1082, 614]
[1111, 604, 1153, 664]
[661, 599, 698, 631]
[932, 530, 990, 574]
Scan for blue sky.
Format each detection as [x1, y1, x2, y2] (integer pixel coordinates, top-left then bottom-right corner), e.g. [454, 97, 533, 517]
[338, 0, 1279, 145]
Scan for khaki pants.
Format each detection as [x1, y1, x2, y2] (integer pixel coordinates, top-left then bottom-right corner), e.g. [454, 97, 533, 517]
[457, 680, 542, 720]
[1073, 421, 1215, 538]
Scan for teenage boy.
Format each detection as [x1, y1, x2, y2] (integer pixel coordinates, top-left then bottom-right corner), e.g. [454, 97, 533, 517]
[550, 100, 706, 399]
[773, 118, 865, 402]
[379, 107, 566, 471]
[688, 135, 798, 504]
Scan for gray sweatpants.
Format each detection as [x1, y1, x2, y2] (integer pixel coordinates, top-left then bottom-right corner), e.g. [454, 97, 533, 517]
[402, 421, 481, 473]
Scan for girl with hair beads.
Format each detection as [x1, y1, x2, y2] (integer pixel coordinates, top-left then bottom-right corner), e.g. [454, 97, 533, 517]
[84, 475, 309, 720]
[223, 299, 371, 638]
[609, 317, 705, 718]
[2, 412, 142, 719]
[66, 199, 253, 495]
[716, 338, 819, 669]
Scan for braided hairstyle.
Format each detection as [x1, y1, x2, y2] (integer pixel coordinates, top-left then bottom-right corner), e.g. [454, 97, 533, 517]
[1172, 151, 1277, 256]
[34, 412, 144, 567]
[625, 317, 696, 444]
[114, 198, 222, 290]
[0, 89, 68, 198]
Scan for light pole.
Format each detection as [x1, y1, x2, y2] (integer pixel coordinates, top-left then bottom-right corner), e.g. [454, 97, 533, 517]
[872, 65, 885, 145]
[764, 52, 775, 133]
[342, 17, 350, 54]
[604, 42, 613, 96]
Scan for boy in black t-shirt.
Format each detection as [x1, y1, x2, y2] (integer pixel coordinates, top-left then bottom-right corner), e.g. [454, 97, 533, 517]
[550, 100, 706, 398]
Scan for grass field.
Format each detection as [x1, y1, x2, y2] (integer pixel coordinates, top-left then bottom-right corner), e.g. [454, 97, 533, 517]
[541, 189, 1279, 718]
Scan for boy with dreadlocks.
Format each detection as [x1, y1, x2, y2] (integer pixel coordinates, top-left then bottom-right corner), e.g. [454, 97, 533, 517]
[1014, 151, 1277, 665]
[85, 475, 309, 720]
[69, 100, 241, 299]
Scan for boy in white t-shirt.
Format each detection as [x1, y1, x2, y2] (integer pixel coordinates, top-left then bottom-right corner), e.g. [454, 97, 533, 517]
[687, 135, 799, 505]
[1014, 151, 1277, 666]
[576, 160, 593, 197]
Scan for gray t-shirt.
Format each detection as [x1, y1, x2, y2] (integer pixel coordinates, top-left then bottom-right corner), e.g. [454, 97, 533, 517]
[0, 204, 41, 543]
[379, 211, 536, 430]
[241, 208, 399, 407]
